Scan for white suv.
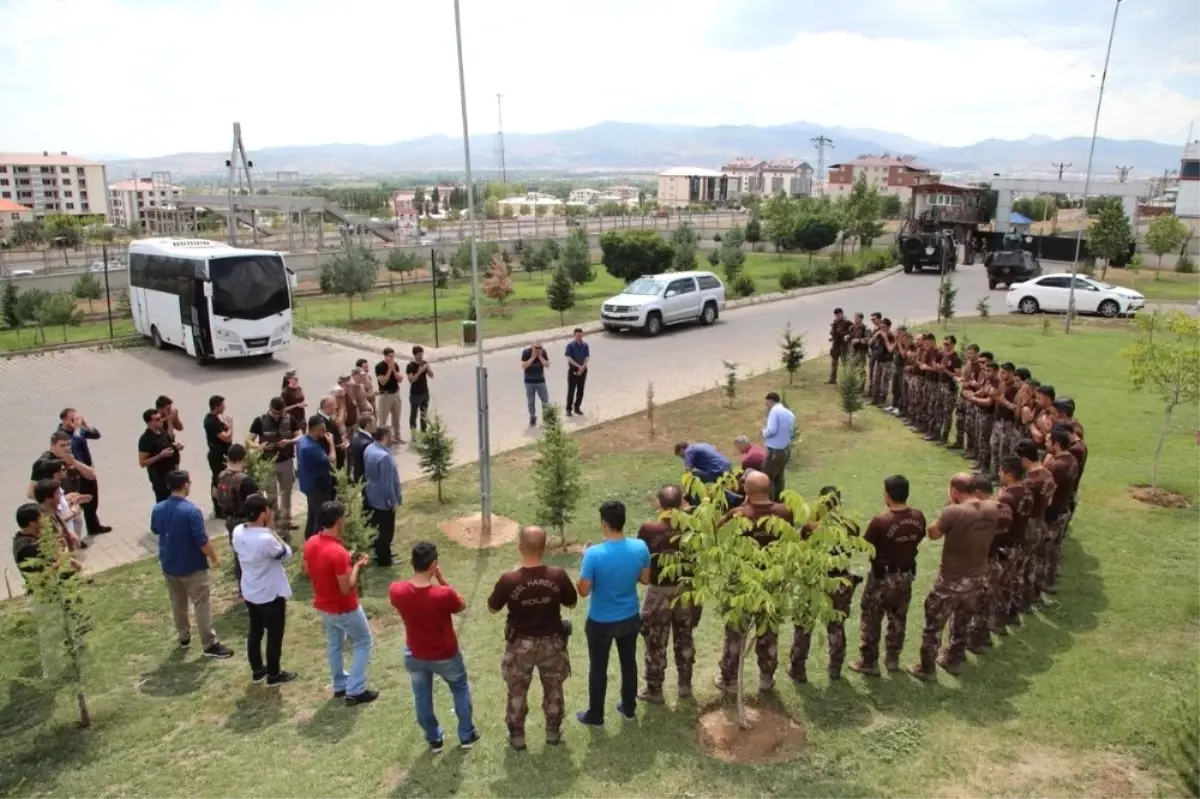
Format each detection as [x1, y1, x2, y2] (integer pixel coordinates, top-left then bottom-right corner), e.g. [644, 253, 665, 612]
[601, 271, 726, 336]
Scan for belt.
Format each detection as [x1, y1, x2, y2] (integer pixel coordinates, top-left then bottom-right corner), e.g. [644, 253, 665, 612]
[767, 446, 789, 453]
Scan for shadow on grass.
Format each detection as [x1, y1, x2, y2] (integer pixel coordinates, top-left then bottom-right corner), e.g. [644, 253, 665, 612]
[0, 663, 61, 738]
[388, 747, 466, 799]
[224, 684, 284, 734]
[0, 717, 98, 797]
[137, 648, 207, 697]
[488, 742, 583, 798]
[297, 697, 360, 743]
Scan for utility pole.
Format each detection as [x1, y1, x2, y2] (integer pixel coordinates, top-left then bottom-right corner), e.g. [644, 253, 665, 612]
[496, 93, 507, 185]
[1115, 164, 1133, 183]
[812, 136, 834, 197]
[224, 122, 254, 246]
[1051, 162, 1072, 180]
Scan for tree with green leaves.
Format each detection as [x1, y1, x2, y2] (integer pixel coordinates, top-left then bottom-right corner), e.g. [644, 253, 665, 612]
[794, 213, 841, 264]
[1145, 214, 1190, 280]
[723, 361, 739, 408]
[719, 234, 747, 283]
[780, 323, 805, 384]
[15, 288, 50, 343]
[541, 237, 561, 262]
[659, 474, 871, 729]
[430, 186, 441, 213]
[71, 273, 103, 313]
[937, 276, 957, 325]
[744, 213, 762, 252]
[1087, 202, 1134, 279]
[707, 248, 720, 269]
[545, 263, 576, 325]
[1122, 310, 1200, 490]
[533, 404, 582, 546]
[840, 173, 885, 250]
[384, 248, 420, 293]
[838, 358, 865, 427]
[39, 291, 84, 341]
[599, 229, 674, 282]
[319, 246, 378, 319]
[44, 215, 82, 249]
[3, 279, 21, 328]
[670, 223, 699, 272]
[412, 411, 455, 502]
[332, 466, 378, 582]
[9, 220, 43, 248]
[562, 227, 592, 284]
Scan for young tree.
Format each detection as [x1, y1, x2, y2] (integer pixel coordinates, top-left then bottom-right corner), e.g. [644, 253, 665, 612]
[332, 466, 378, 581]
[25, 516, 92, 727]
[975, 296, 991, 319]
[1087, 202, 1135, 279]
[533, 404, 582, 547]
[744, 213, 763, 252]
[541, 237, 561, 263]
[670, 223, 699, 272]
[482, 255, 515, 315]
[38, 292, 85, 342]
[1122, 310, 1200, 489]
[599, 229, 674, 282]
[841, 173, 885, 249]
[838, 358, 865, 426]
[723, 361, 739, 408]
[3, 279, 21, 328]
[646, 382, 656, 438]
[430, 186, 441, 212]
[719, 236, 747, 283]
[659, 476, 871, 729]
[10, 220, 44, 248]
[562, 227, 593, 284]
[706, 249, 720, 269]
[412, 411, 455, 502]
[1145, 214, 1189, 280]
[545, 263, 576, 324]
[385, 248, 420, 293]
[779, 323, 805, 384]
[318, 246, 378, 319]
[71, 273, 104, 312]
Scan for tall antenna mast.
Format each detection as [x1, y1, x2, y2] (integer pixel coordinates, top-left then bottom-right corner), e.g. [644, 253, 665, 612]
[224, 122, 254, 245]
[1051, 161, 1072, 180]
[1115, 164, 1133, 183]
[811, 135, 834, 196]
[496, 93, 507, 184]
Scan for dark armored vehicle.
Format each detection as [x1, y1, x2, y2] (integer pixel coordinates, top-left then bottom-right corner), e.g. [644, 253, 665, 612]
[897, 183, 989, 274]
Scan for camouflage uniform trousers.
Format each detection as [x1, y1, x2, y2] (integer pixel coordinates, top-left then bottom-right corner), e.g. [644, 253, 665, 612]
[989, 420, 1015, 477]
[719, 625, 778, 687]
[906, 377, 926, 426]
[918, 571, 990, 671]
[975, 413, 996, 473]
[857, 570, 915, 668]
[935, 382, 957, 442]
[890, 363, 906, 411]
[1038, 511, 1071, 591]
[966, 553, 1019, 648]
[1004, 545, 1032, 617]
[870, 359, 893, 404]
[1020, 520, 1047, 609]
[790, 581, 857, 679]
[955, 395, 974, 449]
[639, 584, 701, 695]
[500, 635, 571, 746]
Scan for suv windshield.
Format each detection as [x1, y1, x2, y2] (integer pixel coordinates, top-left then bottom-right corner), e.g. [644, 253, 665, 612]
[624, 278, 665, 296]
[209, 255, 290, 320]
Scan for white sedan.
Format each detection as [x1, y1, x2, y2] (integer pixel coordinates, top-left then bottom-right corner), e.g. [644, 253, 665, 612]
[1006, 273, 1145, 318]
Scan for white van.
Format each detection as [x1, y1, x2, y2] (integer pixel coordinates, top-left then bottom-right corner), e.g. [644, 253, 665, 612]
[600, 270, 726, 336]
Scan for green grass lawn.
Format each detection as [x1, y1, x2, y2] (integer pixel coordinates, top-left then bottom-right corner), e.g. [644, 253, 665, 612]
[0, 319, 136, 354]
[2, 317, 1194, 798]
[1118, 269, 1200, 303]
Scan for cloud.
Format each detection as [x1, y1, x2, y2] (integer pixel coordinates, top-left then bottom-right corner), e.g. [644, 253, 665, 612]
[0, 0, 1196, 157]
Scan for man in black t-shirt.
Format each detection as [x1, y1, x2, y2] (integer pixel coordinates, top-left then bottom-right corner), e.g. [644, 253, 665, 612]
[520, 342, 550, 427]
[204, 394, 234, 518]
[405, 345, 434, 435]
[138, 408, 181, 503]
[375, 347, 404, 443]
[13, 503, 46, 577]
[248, 397, 301, 534]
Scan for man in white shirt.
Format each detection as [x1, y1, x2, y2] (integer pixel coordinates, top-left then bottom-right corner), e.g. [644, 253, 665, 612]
[232, 494, 296, 686]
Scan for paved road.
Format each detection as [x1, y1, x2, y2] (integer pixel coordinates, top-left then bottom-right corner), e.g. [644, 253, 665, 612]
[0, 265, 991, 594]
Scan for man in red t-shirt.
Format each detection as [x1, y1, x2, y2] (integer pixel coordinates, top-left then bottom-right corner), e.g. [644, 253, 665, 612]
[389, 541, 479, 753]
[302, 500, 378, 706]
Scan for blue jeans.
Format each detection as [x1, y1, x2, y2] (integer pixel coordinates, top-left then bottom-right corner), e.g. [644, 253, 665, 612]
[319, 606, 373, 696]
[404, 648, 476, 744]
[524, 382, 549, 420]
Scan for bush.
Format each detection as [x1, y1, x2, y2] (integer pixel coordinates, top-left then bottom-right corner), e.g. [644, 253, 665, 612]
[812, 262, 836, 285]
[730, 273, 756, 298]
[1176, 254, 1197, 274]
[778, 265, 801, 291]
[862, 251, 892, 273]
[795, 266, 817, 288]
[834, 260, 858, 282]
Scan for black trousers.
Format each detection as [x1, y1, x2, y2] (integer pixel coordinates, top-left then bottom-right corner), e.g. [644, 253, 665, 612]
[304, 486, 332, 539]
[409, 392, 430, 432]
[244, 596, 287, 677]
[566, 370, 587, 411]
[584, 615, 640, 722]
[150, 474, 170, 503]
[77, 475, 102, 533]
[207, 450, 226, 513]
[368, 505, 396, 566]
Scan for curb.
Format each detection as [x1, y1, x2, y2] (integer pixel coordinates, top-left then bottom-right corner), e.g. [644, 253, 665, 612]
[303, 265, 904, 363]
[1, 335, 144, 360]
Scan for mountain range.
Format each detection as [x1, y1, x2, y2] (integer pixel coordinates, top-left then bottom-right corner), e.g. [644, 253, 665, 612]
[101, 121, 1188, 181]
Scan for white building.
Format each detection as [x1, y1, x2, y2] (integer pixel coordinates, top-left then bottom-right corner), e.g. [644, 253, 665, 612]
[1176, 140, 1199, 220]
[721, 158, 765, 196]
[0, 151, 109, 219]
[498, 192, 564, 212]
[762, 158, 814, 197]
[656, 167, 729, 209]
[567, 188, 601, 205]
[108, 177, 184, 228]
[606, 185, 640, 203]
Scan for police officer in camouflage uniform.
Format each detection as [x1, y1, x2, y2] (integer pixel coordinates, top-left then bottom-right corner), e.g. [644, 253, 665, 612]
[989, 362, 1019, 479]
[827, 308, 852, 384]
[966, 359, 998, 473]
[488, 525, 577, 751]
[949, 344, 981, 450]
[909, 473, 999, 681]
[849, 475, 926, 676]
[928, 335, 962, 444]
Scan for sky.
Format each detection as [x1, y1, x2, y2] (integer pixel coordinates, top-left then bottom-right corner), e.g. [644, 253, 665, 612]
[1, 0, 1198, 158]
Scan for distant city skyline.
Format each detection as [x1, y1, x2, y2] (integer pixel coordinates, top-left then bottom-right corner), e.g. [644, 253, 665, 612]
[1, 0, 1197, 157]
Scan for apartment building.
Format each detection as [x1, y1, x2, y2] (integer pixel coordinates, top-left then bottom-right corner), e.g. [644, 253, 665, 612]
[606, 185, 640, 203]
[108, 177, 184, 228]
[390, 191, 417, 217]
[657, 167, 729, 209]
[0, 198, 35, 242]
[721, 158, 765, 196]
[0, 151, 109, 219]
[567, 188, 601, 205]
[827, 154, 938, 201]
[721, 157, 813, 198]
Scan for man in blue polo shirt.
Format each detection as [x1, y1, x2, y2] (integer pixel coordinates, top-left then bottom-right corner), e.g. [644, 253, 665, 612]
[564, 328, 590, 417]
[576, 500, 651, 726]
[296, 415, 335, 539]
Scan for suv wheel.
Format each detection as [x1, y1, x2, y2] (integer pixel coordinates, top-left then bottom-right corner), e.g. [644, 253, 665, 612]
[988, 279, 997, 290]
[1098, 299, 1120, 318]
[1018, 297, 1039, 315]
[699, 302, 717, 326]
[643, 312, 663, 337]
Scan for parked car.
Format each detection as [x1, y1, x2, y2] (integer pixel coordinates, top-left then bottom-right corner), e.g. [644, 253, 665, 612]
[984, 249, 1040, 289]
[9, 269, 34, 278]
[600, 271, 725, 336]
[87, 260, 126, 273]
[1006, 273, 1145, 318]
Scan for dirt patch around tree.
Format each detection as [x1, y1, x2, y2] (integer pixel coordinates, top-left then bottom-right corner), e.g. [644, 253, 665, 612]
[695, 701, 806, 765]
[438, 513, 521, 549]
[1129, 485, 1191, 508]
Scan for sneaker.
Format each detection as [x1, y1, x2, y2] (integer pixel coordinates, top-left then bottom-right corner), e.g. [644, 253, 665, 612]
[266, 670, 298, 687]
[430, 738, 445, 754]
[575, 710, 603, 728]
[251, 670, 267, 684]
[460, 730, 482, 750]
[529, 417, 537, 427]
[203, 643, 234, 659]
[179, 638, 191, 649]
[345, 689, 379, 706]
[615, 701, 636, 721]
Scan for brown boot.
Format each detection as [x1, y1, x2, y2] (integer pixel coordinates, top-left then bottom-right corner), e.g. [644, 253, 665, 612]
[884, 654, 902, 673]
[937, 656, 963, 676]
[637, 687, 665, 705]
[677, 683, 693, 700]
[907, 663, 936, 682]
[848, 660, 880, 677]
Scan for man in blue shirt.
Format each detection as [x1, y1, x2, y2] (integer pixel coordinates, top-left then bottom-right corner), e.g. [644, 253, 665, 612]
[576, 500, 651, 726]
[761, 391, 797, 500]
[297, 415, 335, 540]
[150, 469, 233, 659]
[520, 341, 551, 427]
[363, 426, 402, 567]
[674, 441, 732, 485]
[564, 328, 590, 417]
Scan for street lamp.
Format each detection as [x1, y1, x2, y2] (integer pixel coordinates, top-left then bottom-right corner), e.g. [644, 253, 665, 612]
[1066, 0, 1122, 334]
[452, 0, 493, 534]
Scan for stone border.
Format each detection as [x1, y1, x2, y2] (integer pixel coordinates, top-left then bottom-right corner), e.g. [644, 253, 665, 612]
[303, 265, 904, 362]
